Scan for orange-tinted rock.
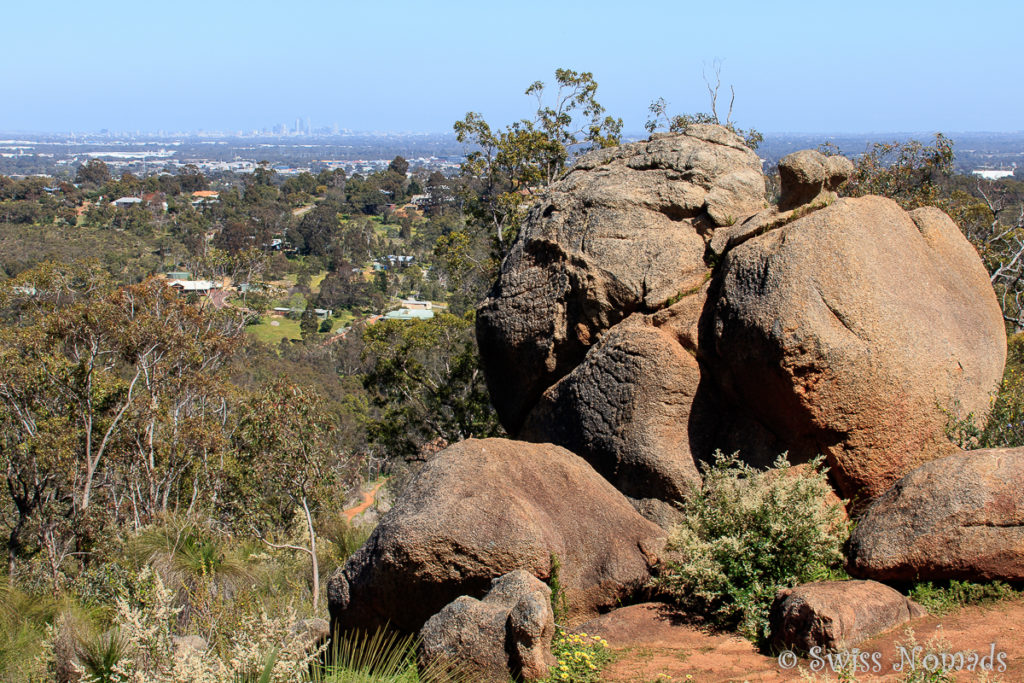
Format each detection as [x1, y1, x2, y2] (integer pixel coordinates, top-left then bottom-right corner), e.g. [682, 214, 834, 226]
[327, 439, 665, 635]
[419, 571, 555, 682]
[769, 580, 924, 651]
[477, 126, 764, 434]
[705, 196, 1005, 501]
[848, 447, 1024, 581]
[520, 308, 704, 526]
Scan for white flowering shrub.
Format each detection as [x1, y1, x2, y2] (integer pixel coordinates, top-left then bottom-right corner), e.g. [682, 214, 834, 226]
[652, 452, 850, 642]
[36, 567, 322, 683]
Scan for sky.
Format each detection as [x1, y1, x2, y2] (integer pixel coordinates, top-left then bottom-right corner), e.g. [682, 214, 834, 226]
[2, 0, 1021, 135]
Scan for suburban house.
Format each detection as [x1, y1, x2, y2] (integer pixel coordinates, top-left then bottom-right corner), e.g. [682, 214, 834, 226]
[167, 279, 219, 296]
[271, 306, 333, 319]
[142, 192, 168, 212]
[385, 254, 414, 268]
[112, 196, 143, 209]
[191, 190, 220, 206]
[398, 298, 432, 310]
[383, 307, 434, 321]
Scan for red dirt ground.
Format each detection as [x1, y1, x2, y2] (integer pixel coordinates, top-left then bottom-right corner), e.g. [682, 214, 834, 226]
[342, 480, 385, 522]
[579, 600, 1024, 682]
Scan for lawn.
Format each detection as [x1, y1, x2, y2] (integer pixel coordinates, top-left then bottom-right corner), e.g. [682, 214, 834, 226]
[245, 315, 303, 344]
[309, 270, 327, 292]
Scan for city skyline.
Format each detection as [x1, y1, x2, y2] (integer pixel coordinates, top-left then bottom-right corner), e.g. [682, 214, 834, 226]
[3, 0, 1022, 135]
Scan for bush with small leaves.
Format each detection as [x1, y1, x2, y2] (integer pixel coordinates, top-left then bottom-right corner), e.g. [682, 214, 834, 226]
[651, 452, 849, 643]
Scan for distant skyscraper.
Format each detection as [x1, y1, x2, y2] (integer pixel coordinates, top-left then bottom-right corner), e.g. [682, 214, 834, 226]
[295, 117, 301, 135]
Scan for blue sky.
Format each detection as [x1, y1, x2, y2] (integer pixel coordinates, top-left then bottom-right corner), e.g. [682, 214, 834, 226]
[3, 0, 1021, 134]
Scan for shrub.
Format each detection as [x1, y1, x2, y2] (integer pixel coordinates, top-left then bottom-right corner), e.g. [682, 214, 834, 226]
[651, 452, 849, 643]
[909, 579, 1020, 616]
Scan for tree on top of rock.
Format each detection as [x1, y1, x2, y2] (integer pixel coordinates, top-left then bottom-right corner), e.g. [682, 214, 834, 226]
[454, 68, 623, 251]
[645, 60, 763, 150]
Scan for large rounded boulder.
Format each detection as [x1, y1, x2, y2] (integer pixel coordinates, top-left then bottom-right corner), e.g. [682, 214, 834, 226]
[519, 306, 705, 526]
[848, 447, 1024, 581]
[704, 196, 1006, 500]
[477, 125, 765, 433]
[327, 439, 665, 635]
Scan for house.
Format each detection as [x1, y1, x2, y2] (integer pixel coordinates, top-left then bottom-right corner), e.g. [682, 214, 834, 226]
[142, 192, 168, 213]
[271, 306, 333, 319]
[112, 196, 143, 209]
[383, 307, 434, 321]
[385, 255, 414, 268]
[972, 169, 1015, 181]
[167, 279, 218, 295]
[398, 298, 432, 310]
[191, 190, 220, 207]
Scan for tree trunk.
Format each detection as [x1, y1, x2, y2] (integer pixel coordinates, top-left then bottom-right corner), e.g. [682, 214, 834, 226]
[302, 497, 319, 613]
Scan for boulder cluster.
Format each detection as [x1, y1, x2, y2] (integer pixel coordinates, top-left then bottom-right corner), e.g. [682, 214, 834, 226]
[328, 125, 1019, 678]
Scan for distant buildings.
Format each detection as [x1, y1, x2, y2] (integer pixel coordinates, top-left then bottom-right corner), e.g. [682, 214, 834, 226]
[972, 168, 1016, 181]
[383, 308, 434, 321]
[167, 279, 219, 295]
[398, 299, 432, 310]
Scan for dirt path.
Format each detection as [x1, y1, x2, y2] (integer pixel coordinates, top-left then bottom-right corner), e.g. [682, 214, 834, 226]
[343, 480, 386, 522]
[585, 599, 1024, 682]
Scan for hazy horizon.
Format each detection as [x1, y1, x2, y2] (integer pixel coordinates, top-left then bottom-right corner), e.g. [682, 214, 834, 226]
[4, 0, 1022, 135]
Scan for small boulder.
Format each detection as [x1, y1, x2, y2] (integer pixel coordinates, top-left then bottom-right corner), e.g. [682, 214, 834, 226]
[777, 150, 854, 211]
[848, 447, 1024, 581]
[419, 571, 556, 682]
[328, 439, 665, 635]
[770, 581, 923, 652]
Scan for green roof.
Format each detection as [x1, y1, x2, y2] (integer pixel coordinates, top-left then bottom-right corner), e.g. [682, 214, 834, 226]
[383, 308, 435, 321]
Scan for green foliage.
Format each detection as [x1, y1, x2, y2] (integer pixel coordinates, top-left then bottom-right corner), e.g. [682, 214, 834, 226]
[320, 628, 472, 683]
[541, 632, 612, 683]
[319, 516, 374, 567]
[230, 379, 349, 612]
[76, 159, 112, 188]
[547, 553, 570, 627]
[837, 133, 954, 210]
[652, 452, 849, 643]
[981, 333, 1024, 447]
[76, 628, 131, 682]
[301, 306, 320, 339]
[132, 517, 251, 620]
[908, 579, 1020, 616]
[645, 98, 763, 150]
[890, 630, 959, 683]
[361, 313, 503, 459]
[945, 333, 1024, 449]
[644, 62, 762, 149]
[454, 68, 621, 253]
[0, 574, 80, 680]
[0, 267, 245, 585]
